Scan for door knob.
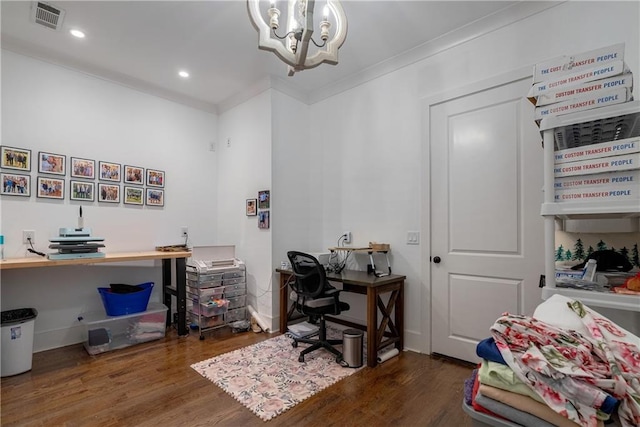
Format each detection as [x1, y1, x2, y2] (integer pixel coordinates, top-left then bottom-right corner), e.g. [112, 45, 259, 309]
[433, 256, 441, 264]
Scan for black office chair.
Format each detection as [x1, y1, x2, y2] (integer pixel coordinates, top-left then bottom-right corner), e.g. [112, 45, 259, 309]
[287, 251, 350, 363]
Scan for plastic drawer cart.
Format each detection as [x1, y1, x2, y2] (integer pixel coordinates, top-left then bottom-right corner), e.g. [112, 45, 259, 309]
[186, 257, 247, 339]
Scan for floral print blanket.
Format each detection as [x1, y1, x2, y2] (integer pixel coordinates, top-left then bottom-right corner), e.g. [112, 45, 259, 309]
[491, 301, 640, 427]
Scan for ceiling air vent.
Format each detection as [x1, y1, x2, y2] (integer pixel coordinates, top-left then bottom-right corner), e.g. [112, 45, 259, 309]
[30, 1, 66, 30]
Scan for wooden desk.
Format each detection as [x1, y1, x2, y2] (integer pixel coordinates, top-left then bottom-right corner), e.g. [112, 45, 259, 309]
[0, 251, 191, 336]
[277, 268, 405, 367]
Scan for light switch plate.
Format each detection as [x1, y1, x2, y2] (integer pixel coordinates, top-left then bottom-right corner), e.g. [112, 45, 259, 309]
[407, 231, 419, 245]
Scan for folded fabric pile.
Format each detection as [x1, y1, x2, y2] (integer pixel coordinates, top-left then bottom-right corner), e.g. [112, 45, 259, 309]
[128, 311, 166, 343]
[465, 294, 640, 427]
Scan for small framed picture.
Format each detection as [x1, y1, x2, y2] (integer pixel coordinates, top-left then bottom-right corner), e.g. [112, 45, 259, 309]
[246, 198, 257, 216]
[124, 165, 144, 185]
[124, 186, 144, 205]
[99, 161, 121, 182]
[1, 146, 31, 171]
[37, 176, 64, 199]
[1, 172, 31, 196]
[70, 180, 95, 202]
[38, 151, 66, 175]
[258, 190, 270, 209]
[70, 157, 96, 180]
[98, 183, 120, 203]
[146, 169, 165, 188]
[258, 210, 270, 229]
[146, 188, 164, 206]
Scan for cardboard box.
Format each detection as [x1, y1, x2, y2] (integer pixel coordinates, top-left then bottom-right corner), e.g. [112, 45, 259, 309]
[532, 43, 625, 83]
[528, 60, 627, 98]
[554, 136, 640, 164]
[530, 73, 633, 106]
[553, 152, 640, 177]
[535, 87, 631, 121]
[554, 169, 640, 189]
[554, 184, 639, 202]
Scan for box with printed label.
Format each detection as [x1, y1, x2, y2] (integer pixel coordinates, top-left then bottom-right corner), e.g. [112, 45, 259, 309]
[554, 136, 640, 164]
[79, 302, 167, 355]
[532, 43, 625, 84]
[554, 169, 640, 190]
[528, 60, 627, 98]
[535, 87, 631, 121]
[554, 185, 639, 202]
[553, 152, 640, 177]
[530, 73, 633, 107]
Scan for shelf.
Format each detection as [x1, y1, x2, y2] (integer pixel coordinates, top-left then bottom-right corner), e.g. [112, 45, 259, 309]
[541, 101, 640, 313]
[541, 287, 640, 312]
[0, 250, 192, 270]
[541, 200, 640, 218]
[539, 100, 640, 132]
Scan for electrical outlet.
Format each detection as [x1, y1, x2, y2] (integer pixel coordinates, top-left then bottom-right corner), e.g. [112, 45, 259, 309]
[343, 231, 352, 244]
[23, 230, 35, 244]
[180, 226, 188, 237]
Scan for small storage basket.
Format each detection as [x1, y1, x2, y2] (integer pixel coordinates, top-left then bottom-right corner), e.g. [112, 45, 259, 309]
[98, 282, 154, 316]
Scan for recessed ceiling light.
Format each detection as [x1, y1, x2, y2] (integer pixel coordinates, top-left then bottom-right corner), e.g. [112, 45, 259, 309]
[178, 70, 190, 78]
[70, 29, 85, 38]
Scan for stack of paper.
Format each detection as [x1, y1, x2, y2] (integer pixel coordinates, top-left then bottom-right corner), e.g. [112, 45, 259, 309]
[287, 321, 319, 339]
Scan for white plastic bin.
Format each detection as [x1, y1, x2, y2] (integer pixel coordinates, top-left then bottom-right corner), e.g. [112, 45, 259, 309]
[1, 308, 38, 377]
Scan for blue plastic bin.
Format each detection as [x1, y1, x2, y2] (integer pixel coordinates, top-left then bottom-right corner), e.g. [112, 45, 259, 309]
[98, 282, 154, 316]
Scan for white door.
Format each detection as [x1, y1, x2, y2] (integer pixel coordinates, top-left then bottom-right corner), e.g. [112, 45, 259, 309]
[428, 72, 545, 362]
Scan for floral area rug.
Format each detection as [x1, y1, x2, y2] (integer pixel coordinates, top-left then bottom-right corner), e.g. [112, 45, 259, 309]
[191, 326, 365, 421]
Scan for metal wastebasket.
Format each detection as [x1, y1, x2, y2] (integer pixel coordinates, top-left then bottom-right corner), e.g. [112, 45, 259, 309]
[1, 308, 38, 377]
[342, 328, 363, 368]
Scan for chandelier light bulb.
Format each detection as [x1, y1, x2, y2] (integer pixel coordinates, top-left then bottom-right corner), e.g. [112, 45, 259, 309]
[268, 3, 280, 30]
[323, 5, 329, 20]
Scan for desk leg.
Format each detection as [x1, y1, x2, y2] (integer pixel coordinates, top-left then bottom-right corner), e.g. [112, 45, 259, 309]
[366, 288, 377, 368]
[279, 272, 289, 333]
[175, 257, 188, 336]
[161, 259, 172, 328]
[396, 281, 404, 351]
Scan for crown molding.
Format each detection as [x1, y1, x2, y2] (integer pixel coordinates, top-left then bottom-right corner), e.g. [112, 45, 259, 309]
[217, 75, 309, 114]
[307, 1, 564, 105]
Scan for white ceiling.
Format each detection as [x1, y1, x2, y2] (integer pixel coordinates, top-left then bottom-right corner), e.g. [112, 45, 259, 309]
[1, 1, 555, 113]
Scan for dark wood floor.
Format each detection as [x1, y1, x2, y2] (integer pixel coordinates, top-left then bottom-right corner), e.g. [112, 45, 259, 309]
[1, 326, 475, 426]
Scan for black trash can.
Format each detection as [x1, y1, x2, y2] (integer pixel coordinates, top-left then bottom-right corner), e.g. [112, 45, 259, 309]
[1, 308, 38, 377]
[342, 328, 363, 368]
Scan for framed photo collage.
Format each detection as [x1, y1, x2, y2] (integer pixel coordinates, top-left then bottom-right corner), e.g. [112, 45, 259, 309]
[0, 146, 165, 207]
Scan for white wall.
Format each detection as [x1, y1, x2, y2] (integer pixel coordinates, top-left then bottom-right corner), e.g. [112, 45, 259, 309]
[271, 90, 314, 326]
[0, 50, 218, 351]
[306, 0, 640, 353]
[215, 90, 274, 326]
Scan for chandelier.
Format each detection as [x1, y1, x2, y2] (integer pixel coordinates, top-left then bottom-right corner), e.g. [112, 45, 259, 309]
[247, 0, 348, 76]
